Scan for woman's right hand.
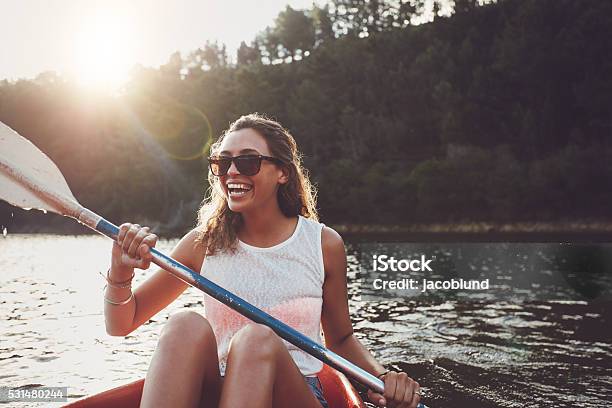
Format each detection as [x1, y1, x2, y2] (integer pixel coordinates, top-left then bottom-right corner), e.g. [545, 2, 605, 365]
[111, 223, 158, 278]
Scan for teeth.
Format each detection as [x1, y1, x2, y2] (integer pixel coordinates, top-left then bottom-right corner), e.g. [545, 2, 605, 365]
[227, 183, 252, 190]
[227, 182, 252, 198]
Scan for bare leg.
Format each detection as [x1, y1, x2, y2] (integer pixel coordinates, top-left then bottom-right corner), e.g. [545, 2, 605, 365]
[219, 324, 322, 408]
[140, 310, 221, 408]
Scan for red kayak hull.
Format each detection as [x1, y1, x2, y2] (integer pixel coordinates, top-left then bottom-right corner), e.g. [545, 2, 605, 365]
[63, 364, 365, 407]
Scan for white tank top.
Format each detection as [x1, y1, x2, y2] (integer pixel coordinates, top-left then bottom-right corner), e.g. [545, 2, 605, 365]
[200, 215, 326, 376]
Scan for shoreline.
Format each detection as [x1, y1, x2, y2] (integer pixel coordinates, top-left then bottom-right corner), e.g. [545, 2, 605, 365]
[334, 221, 612, 242]
[3, 221, 612, 242]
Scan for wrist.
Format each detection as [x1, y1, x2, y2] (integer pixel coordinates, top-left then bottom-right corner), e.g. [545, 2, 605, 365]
[109, 264, 134, 280]
[102, 267, 135, 290]
[103, 285, 134, 305]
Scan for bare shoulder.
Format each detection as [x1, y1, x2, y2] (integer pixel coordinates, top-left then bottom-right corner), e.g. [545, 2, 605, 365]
[321, 226, 347, 278]
[178, 228, 206, 250]
[172, 228, 207, 273]
[322, 225, 345, 253]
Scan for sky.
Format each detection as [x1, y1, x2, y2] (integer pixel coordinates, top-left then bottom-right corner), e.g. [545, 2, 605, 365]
[0, 0, 318, 88]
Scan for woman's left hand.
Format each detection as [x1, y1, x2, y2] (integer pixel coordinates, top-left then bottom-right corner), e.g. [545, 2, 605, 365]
[367, 371, 421, 408]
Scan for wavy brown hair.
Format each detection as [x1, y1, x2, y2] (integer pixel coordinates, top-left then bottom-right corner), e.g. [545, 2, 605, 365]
[195, 113, 318, 256]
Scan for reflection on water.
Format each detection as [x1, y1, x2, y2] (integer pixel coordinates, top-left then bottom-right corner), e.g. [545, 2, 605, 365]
[349, 243, 612, 407]
[1, 236, 611, 407]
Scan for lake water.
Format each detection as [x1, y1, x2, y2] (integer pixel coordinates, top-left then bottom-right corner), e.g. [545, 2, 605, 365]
[1, 235, 611, 407]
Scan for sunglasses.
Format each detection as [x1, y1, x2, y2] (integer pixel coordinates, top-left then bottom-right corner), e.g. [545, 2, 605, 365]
[208, 154, 284, 176]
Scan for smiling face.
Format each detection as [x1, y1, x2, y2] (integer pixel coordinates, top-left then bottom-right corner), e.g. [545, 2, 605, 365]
[215, 128, 288, 213]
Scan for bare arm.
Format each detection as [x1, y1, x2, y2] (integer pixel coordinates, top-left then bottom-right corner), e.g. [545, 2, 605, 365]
[320, 226, 421, 408]
[320, 226, 386, 376]
[104, 226, 205, 336]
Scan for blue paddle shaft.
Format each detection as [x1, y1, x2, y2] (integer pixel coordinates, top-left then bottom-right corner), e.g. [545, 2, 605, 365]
[95, 217, 385, 393]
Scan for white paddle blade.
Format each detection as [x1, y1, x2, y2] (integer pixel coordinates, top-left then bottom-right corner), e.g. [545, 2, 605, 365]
[0, 121, 79, 215]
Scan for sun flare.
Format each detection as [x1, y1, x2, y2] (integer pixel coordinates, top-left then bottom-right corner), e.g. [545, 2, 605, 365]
[73, 13, 136, 92]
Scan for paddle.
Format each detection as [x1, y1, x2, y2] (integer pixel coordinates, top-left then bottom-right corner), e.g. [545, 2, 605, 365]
[0, 121, 387, 394]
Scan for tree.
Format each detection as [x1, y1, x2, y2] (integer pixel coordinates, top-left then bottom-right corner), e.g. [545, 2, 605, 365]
[312, 4, 335, 45]
[237, 40, 261, 66]
[185, 41, 228, 76]
[270, 6, 316, 61]
[160, 51, 183, 79]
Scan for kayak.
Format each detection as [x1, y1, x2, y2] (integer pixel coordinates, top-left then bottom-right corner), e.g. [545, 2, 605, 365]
[63, 364, 366, 407]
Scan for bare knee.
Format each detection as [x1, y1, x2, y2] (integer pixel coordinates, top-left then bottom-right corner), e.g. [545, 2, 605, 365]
[160, 310, 215, 350]
[229, 324, 282, 360]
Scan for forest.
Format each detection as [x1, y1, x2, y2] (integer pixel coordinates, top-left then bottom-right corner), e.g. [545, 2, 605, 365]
[1, 0, 611, 234]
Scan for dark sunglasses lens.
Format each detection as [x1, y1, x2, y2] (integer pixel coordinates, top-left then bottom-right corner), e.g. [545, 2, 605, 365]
[210, 158, 231, 176]
[235, 156, 261, 176]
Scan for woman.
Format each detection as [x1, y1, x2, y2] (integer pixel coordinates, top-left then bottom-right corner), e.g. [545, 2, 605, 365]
[102, 113, 422, 408]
